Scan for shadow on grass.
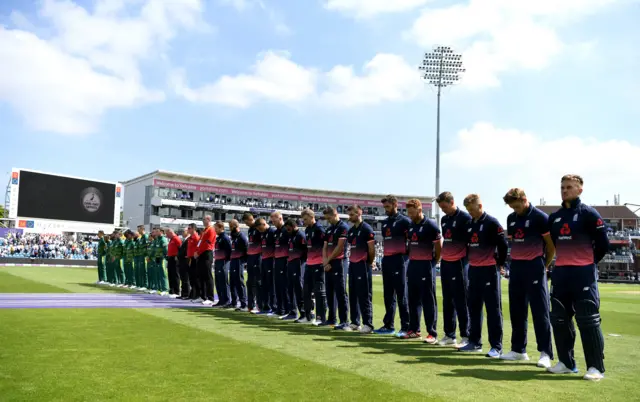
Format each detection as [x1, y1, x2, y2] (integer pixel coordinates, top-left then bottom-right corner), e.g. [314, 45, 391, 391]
[76, 283, 139, 294]
[438, 368, 584, 382]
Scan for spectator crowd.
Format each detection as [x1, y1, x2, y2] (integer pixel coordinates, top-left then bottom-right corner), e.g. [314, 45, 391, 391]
[0, 233, 98, 260]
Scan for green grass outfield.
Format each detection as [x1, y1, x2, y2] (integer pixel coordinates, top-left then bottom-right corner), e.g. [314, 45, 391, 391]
[1, 266, 639, 402]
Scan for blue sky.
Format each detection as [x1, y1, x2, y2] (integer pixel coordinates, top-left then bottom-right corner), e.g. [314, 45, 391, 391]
[1, 0, 639, 222]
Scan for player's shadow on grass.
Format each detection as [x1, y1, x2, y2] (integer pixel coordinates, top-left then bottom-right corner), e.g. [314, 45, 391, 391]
[439, 368, 584, 381]
[77, 283, 136, 294]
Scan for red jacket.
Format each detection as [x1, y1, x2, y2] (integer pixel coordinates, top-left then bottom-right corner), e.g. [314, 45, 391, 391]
[187, 233, 200, 257]
[197, 226, 216, 254]
[167, 236, 182, 257]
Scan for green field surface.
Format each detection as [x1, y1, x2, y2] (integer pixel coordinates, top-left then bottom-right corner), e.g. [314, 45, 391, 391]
[1, 266, 639, 402]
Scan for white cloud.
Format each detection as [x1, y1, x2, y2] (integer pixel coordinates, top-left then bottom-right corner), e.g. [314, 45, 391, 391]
[220, 0, 292, 35]
[406, 0, 625, 89]
[441, 122, 640, 223]
[173, 51, 420, 108]
[324, 0, 431, 18]
[0, 0, 206, 134]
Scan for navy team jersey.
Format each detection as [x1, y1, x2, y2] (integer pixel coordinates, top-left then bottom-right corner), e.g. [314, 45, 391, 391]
[288, 229, 307, 263]
[441, 208, 472, 262]
[305, 223, 326, 265]
[247, 225, 264, 256]
[274, 226, 290, 259]
[230, 231, 248, 260]
[467, 212, 508, 267]
[261, 226, 277, 259]
[408, 217, 441, 261]
[214, 232, 232, 261]
[381, 213, 411, 257]
[347, 222, 375, 263]
[325, 220, 349, 260]
[549, 198, 609, 266]
[507, 204, 548, 261]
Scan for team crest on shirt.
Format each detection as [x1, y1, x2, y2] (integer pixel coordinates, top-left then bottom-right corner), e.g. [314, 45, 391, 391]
[480, 224, 483, 231]
[573, 214, 578, 222]
[453, 221, 456, 227]
[554, 217, 561, 223]
[525, 220, 530, 228]
[419, 226, 423, 232]
[510, 222, 515, 226]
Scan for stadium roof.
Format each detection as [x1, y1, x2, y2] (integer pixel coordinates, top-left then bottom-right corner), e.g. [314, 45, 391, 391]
[122, 170, 433, 201]
[536, 205, 640, 219]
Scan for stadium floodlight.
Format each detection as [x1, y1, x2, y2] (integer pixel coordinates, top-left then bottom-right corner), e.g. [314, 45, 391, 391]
[419, 46, 465, 226]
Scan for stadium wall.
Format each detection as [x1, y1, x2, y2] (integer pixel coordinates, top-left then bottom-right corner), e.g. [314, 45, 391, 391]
[0, 258, 96, 267]
[122, 177, 152, 230]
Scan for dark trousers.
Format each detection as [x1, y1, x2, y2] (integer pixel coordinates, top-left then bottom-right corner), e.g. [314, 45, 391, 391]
[348, 261, 373, 328]
[229, 259, 247, 307]
[260, 258, 276, 312]
[197, 251, 215, 301]
[468, 265, 503, 350]
[246, 254, 261, 310]
[179, 258, 191, 298]
[97, 255, 106, 282]
[407, 260, 438, 336]
[214, 259, 231, 305]
[326, 259, 349, 324]
[304, 264, 326, 321]
[440, 259, 470, 339]
[381, 254, 410, 331]
[167, 256, 180, 295]
[509, 258, 553, 357]
[274, 257, 290, 315]
[550, 265, 604, 372]
[188, 257, 201, 300]
[287, 259, 304, 315]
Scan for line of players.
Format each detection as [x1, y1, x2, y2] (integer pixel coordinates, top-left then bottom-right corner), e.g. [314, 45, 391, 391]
[95, 174, 608, 382]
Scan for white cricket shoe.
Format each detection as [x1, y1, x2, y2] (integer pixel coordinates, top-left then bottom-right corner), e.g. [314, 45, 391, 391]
[149, 290, 157, 294]
[169, 294, 179, 299]
[500, 351, 530, 361]
[295, 317, 311, 324]
[202, 300, 214, 306]
[250, 308, 260, 314]
[109, 283, 116, 287]
[438, 336, 457, 346]
[456, 337, 469, 348]
[349, 324, 361, 331]
[537, 353, 552, 368]
[547, 362, 578, 375]
[139, 287, 147, 292]
[192, 298, 204, 303]
[159, 291, 168, 296]
[360, 325, 374, 334]
[583, 367, 604, 381]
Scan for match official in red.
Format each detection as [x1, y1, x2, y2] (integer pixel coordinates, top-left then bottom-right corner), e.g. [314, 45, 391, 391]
[187, 224, 201, 302]
[546, 175, 609, 381]
[195, 215, 216, 306]
[165, 228, 182, 298]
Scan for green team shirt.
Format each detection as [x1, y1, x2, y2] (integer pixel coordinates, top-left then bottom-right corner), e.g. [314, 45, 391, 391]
[98, 238, 107, 256]
[111, 238, 124, 259]
[148, 238, 157, 259]
[136, 233, 149, 258]
[105, 240, 111, 258]
[124, 239, 135, 263]
[154, 236, 168, 259]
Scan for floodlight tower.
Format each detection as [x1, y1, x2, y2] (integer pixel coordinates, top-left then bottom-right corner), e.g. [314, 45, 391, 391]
[419, 46, 465, 226]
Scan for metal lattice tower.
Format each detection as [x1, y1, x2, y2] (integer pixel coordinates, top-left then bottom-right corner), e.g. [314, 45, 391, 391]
[419, 46, 465, 226]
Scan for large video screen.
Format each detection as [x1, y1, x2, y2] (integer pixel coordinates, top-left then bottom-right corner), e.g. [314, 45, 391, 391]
[17, 171, 116, 224]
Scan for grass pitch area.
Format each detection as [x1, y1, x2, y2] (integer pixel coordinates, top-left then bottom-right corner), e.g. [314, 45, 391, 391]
[1, 267, 639, 402]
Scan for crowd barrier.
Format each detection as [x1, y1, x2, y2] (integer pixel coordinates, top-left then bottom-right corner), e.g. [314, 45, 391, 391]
[0, 258, 97, 267]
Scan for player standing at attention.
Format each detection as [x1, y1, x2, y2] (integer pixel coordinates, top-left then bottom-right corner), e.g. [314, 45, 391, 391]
[546, 175, 609, 381]
[346, 205, 376, 334]
[178, 228, 191, 299]
[96, 230, 107, 284]
[153, 228, 169, 296]
[302, 208, 327, 325]
[284, 219, 307, 321]
[243, 212, 264, 313]
[112, 230, 125, 287]
[377, 195, 411, 336]
[123, 230, 136, 288]
[187, 224, 202, 302]
[213, 222, 232, 307]
[271, 212, 291, 318]
[322, 206, 350, 330]
[501, 188, 555, 368]
[136, 225, 149, 291]
[401, 199, 441, 343]
[459, 194, 508, 358]
[435, 192, 472, 347]
[147, 232, 157, 293]
[229, 219, 249, 311]
[195, 215, 216, 305]
[256, 218, 277, 316]
[165, 228, 183, 298]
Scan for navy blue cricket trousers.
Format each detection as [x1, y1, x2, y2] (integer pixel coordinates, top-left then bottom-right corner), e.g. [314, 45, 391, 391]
[407, 260, 438, 336]
[440, 258, 470, 339]
[260, 257, 276, 312]
[246, 254, 261, 310]
[287, 259, 304, 316]
[274, 257, 290, 315]
[229, 258, 247, 308]
[214, 259, 231, 305]
[348, 261, 373, 328]
[509, 258, 553, 357]
[468, 265, 503, 350]
[381, 254, 410, 331]
[326, 258, 349, 324]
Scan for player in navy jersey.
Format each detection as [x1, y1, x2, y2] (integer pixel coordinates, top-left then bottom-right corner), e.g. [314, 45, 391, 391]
[213, 222, 232, 307]
[284, 219, 307, 321]
[436, 192, 472, 347]
[229, 219, 248, 312]
[459, 194, 508, 358]
[400, 199, 442, 343]
[323, 206, 350, 330]
[501, 189, 555, 368]
[346, 205, 376, 334]
[242, 212, 264, 313]
[377, 195, 411, 336]
[301, 208, 327, 325]
[256, 218, 277, 316]
[271, 211, 291, 318]
[546, 175, 609, 381]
